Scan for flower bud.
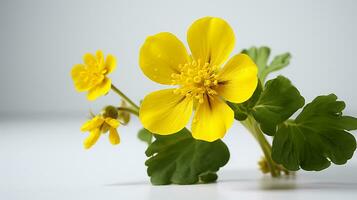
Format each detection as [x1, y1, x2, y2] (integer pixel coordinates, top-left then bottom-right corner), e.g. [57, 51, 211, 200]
[258, 157, 270, 174]
[102, 105, 119, 119]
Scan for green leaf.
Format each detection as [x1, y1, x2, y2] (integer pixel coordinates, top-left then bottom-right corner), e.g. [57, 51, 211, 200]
[198, 171, 218, 183]
[145, 128, 230, 185]
[242, 46, 291, 83]
[252, 76, 305, 135]
[272, 94, 357, 171]
[260, 53, 291, 82]
[138, 128, 153, 145]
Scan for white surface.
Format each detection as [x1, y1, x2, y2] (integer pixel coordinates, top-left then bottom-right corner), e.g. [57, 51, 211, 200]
[1, 117, 357, 199]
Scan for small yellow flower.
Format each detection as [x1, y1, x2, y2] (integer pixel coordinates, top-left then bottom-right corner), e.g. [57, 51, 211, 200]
[80, 115, 120, 149]
[139, 17, 258, 142]
[258, 157, 270, 174]
[71, 50, 116, 101]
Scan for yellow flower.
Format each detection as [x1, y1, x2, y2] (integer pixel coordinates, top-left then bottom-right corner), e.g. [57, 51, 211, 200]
[139, 17, 258, 142]
[80, 115, 120, 149]
[71, 50, 116, 101]
[258, 157, 270, 174]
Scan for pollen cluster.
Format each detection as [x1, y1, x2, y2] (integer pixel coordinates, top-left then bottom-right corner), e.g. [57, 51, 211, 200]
[80, 68, 105, 87]
[171, 59, 219, 103]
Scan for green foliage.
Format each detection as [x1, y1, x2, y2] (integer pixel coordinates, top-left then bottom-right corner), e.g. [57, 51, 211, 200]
[138, 128, 153, 145]
[242, 46, 291, 83]
[272, 94, 357, 171]
[145, 128, 230, 185]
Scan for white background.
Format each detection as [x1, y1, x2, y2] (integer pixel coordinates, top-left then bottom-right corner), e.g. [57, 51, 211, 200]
[1, 0, 357, 199]
[0, 0, 356, 115]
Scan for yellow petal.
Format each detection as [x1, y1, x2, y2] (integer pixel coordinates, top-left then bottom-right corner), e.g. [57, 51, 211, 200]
[81, 116, 104, 132]
[83, 129, 101, 149]
[83, 53, 97, 67]
[105, 117, 119, 128]
[71, 64, 85, 80]
[87, 77, 111, 101]
[216, 54, 258, 103]
[104, 54, 116, 75]
[139, 89, 193, 134]
[74, 80, 92, 92]
[187, 17, 235, 67]
[191, 95, 234, 142]
[109, 128, 120, 145]
[96, 50, 104, 68]
[139, 32, 190, 85]
[71, 64, 92, 92]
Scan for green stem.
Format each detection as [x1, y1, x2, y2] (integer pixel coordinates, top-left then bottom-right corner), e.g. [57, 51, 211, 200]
[111, 84, 140, 111]
[117, 107, 139, 116]
[241, 116, 280, 177]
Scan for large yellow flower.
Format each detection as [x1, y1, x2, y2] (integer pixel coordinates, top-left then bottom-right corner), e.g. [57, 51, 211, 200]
[71, 50, 116, 101]
[81, 115, 120, 149]
[139, 17, 258, 142]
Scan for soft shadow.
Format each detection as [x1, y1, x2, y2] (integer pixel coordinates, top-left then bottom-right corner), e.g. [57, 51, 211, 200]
[256, 180, 357, 191]
[258, 176, 298, 190]
[218, 168, 357, 191]
[148, 183, 221, 200]
[104, 180, 149, 186]
[295, 182, 357, 190]
[251, 176, 357, 191]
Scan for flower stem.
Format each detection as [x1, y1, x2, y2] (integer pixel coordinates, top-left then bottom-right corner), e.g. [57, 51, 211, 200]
[111, 84, 140, 112]
[117, 107, 139, 116]
[241, 116, 281, 177]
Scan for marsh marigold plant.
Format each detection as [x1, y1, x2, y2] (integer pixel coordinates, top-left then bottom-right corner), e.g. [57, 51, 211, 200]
[70, 16, 357, 185]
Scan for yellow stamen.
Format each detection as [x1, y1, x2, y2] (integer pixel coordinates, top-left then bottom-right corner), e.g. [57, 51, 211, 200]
[171, 59, 219, 103]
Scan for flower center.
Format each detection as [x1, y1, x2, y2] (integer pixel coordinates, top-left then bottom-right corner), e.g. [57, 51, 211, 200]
[79, 68, 105, 87]
[171, 59, 218, 103]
